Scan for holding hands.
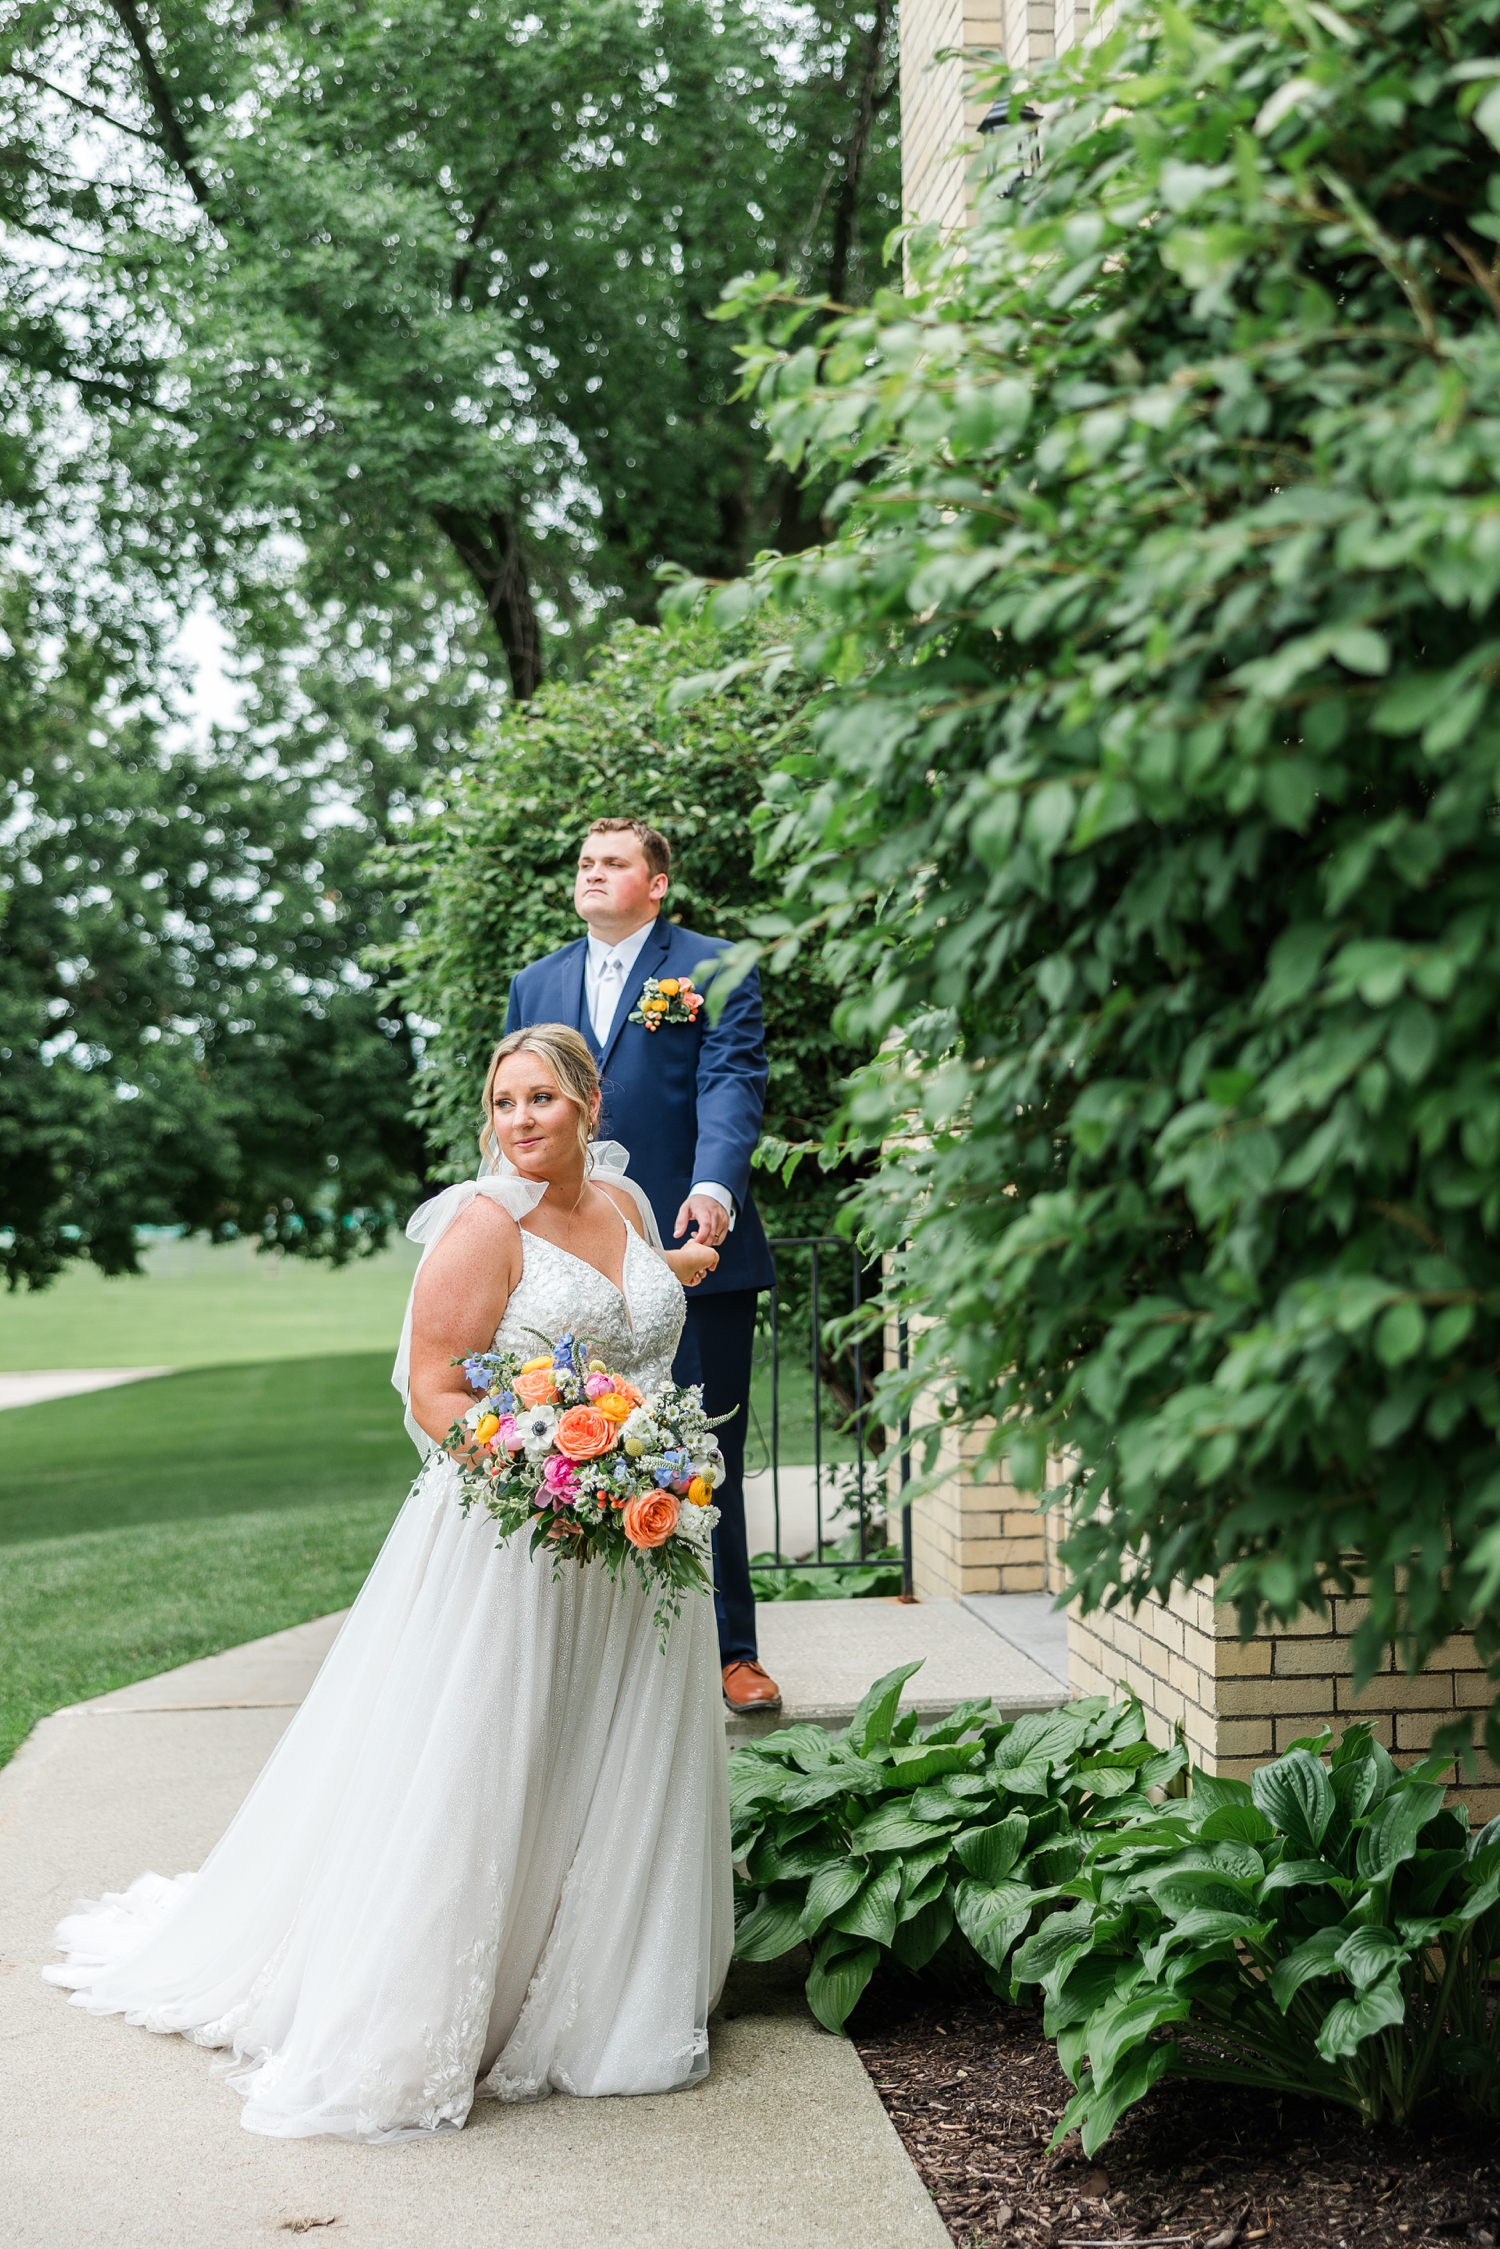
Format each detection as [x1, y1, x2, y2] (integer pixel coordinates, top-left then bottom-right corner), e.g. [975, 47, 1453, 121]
[665, 1239, 719, 1289]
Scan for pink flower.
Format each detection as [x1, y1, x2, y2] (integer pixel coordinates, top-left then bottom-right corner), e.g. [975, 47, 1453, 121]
[491, 1414, 523, 1453]
[585, 1372, 615, 1400]
[542, 1455, 579, 1506]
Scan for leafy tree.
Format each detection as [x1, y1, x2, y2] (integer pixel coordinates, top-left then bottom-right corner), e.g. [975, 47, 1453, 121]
[0, 571, 447, 1287]
[3, 0, 899, 696]
[677, 0, 1500, 1747]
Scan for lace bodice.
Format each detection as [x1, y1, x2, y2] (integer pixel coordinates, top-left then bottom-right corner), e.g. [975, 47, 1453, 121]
[493, 1228, 685, 1395]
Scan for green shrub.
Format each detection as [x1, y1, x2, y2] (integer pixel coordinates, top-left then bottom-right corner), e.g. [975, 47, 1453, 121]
[749, 1533, 904, 1601]
[729, 1662, 1184, 2029]
[674, 0, 1500, 1745]
[374, 615, 863, 1259]
[1014, 1723, 1500, 2152]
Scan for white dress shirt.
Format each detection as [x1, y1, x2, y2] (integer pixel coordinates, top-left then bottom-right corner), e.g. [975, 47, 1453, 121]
[583, 922, 735, 1229]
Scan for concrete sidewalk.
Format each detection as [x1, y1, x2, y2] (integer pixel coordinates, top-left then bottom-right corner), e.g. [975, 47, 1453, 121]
[0, 1624, 952, 2249]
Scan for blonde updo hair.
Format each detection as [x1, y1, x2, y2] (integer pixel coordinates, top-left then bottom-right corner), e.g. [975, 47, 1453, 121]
[479, 1024, 601, 1173]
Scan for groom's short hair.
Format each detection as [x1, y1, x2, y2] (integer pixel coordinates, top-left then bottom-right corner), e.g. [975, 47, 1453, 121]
[585, 817, 671, 880]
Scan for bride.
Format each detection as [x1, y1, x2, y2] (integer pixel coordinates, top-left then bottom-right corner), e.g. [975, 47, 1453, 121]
[44, 1024, 734, 2141]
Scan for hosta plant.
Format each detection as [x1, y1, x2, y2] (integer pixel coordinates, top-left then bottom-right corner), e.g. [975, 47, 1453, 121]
[730, 1663, 1183, 2030]
[1014, 1724, 1500, 2154]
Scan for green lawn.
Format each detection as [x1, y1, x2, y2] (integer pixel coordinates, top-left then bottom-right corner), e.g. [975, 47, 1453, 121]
[0, 1234, 863, 1768]
[0, 1352, 417, 1766]
[0, 1231, 420, 1371]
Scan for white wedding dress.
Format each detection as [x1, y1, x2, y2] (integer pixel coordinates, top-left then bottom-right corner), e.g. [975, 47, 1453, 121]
[44, 1175, 734, 2142]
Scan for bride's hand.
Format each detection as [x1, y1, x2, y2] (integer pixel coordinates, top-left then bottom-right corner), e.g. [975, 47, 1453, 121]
[665, 1241, 719, 1288]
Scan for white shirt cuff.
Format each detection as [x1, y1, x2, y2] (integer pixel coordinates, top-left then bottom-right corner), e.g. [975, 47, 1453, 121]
[691, 1182, 736, 1231]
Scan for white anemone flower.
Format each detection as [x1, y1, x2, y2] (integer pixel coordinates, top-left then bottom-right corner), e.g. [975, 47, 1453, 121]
[519, 1404, 559, 1457]
[690, 1449, 725, 1489]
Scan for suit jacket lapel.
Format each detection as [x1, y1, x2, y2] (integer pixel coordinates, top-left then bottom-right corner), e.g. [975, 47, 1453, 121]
[599, 917, 670, 1075]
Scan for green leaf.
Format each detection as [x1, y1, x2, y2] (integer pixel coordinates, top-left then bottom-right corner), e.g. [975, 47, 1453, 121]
[1259, 1857, 1344, 1896]
[799, 1859, 868, 1939]
[1154, 1869, 1258, 1920]
[1189, 1770, 1255, 1815]
[1076, 1763, 1142, 1799]
[832, 1860, 903, 1947]
[1072, 2041, 1176, 2160]
[1251, 1750, 1335, 1854]
[849, 1802, 967, 1853]
[886, 1741, 984, 1790]
[735, 1890, 808, 1963]
[806, 1934, 880, 2034]
[997, 1760, 1053, 1796]
[890, 1894, 955, 1970]
[847, 1661, 925, 1755]
[1086, 1989, 1192, 2087]
[1316, 1967, 1406, 2062]
[954, 1877, 1035, 1969]
[1330, 626, 1389, 676]
[1333, 1926, 1407, 1988]
[1355, 1785, 1445, 1881]
[1014, 1907, 1096, 1994]
[953, 1815, 1029, 1885]
[1271, 1926, 1346, 2012]
[1199, 1805, 1277, 1845]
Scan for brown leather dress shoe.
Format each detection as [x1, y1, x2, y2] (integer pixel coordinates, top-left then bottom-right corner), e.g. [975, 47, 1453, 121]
[722, 1660, 782, 1713]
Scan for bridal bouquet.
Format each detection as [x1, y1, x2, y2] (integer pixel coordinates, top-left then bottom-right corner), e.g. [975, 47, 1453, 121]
[445, 1330, 725, 1636]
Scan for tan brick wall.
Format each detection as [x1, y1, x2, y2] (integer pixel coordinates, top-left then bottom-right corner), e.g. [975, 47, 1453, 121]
[897, 1411, 1051, 1599]
[1069, 1580, 1500, 1819]
[900, 0, 1068, 239]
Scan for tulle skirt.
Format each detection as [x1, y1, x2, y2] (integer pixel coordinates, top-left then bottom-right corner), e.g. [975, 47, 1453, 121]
[43, 1455, 733, 2141]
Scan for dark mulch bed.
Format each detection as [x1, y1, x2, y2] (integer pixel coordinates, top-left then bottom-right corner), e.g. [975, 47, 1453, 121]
[849, 1976, 1500, 2249]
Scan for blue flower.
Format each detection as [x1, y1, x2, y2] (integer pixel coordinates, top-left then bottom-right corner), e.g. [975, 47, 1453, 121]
[551, 1331, 576, 1370]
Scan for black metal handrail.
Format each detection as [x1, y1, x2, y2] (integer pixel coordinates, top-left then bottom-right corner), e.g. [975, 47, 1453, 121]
[750, 1235, 914, 1600]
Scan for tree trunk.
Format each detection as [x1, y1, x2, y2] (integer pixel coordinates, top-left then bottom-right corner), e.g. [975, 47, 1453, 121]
[827, 0, 893, 308]
[431, 506, 543, 700]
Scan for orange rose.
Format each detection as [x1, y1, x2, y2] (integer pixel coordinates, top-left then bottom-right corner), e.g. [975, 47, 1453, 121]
[515, 1366, 558, 1406]
[596, 1390, 633, 1425]
[553, 1404, 615, 1459]
[622, 1489, 680, 1549]
[615, 1381, 644, 1410]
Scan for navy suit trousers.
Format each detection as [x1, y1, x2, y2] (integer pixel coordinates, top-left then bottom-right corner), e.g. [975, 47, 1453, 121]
[673, 1288, 760, 1666]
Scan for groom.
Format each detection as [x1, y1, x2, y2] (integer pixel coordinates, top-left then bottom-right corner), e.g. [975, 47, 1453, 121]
[504, 818, 783, 1713]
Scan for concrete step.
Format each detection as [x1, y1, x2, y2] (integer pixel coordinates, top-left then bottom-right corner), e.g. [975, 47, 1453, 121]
[728, 1595, 1067, 1743]
[961, 1590, 1071, 1688]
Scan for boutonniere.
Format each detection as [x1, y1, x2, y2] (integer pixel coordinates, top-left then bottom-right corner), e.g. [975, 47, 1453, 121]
[629, 974, 705, 1033]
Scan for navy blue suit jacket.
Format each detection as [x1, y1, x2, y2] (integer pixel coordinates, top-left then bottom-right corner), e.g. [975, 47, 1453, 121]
[504, 918, 775, 1298]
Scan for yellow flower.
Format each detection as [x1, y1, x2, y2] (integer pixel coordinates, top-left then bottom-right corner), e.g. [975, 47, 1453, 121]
[519, 1355, 552, 1374]
[687, 1476, 711, 1507]
[657, 977, 680, 996]
[474, 1413, 500, 1447]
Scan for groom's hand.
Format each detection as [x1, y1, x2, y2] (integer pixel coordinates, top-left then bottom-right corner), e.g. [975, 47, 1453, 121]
[673, 1192, 730, 1249]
